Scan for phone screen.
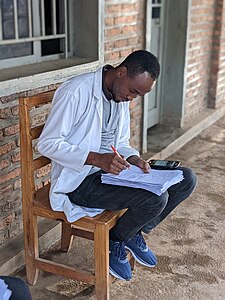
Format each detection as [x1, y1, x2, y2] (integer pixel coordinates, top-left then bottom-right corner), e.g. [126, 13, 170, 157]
[149, 160, 180, 169]
[155, 160, 175, 167]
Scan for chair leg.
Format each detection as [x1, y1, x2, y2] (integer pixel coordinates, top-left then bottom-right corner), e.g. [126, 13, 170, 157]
[23, 214, 39, 285]
[94, 224, 110, 300]
[130, 256, 136, 270]
[61, 222, 73, 252]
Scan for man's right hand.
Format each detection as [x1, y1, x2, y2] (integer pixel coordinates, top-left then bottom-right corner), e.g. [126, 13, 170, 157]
[85, 152, 130, 175]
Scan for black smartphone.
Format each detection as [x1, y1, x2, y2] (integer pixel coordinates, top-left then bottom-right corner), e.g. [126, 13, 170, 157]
[149, 159, 180, 170]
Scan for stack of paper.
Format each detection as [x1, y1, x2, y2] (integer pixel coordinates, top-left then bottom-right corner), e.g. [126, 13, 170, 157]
[101, 165, 184, 196]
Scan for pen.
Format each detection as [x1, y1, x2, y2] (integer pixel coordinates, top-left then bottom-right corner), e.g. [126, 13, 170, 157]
[111, 145, 122, 158]
[111, 145, 130, 169]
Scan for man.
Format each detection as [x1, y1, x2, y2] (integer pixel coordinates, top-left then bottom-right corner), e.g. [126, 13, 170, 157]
[0, 276, 32, 300]
[38, 50, 197, 281]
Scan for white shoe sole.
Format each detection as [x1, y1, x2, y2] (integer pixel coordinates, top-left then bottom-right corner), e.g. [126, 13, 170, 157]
[109, 267, 131, 281]
[125, 246, 156, 268]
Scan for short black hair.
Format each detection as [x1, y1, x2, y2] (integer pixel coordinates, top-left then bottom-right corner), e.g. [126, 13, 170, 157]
[117, 50, 160, 80]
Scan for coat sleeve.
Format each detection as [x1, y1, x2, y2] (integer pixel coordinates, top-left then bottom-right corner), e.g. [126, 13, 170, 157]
[116, 103, 140, 159]
[37, 90, 90, 172]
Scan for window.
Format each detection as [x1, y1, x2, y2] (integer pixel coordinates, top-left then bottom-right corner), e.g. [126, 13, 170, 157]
[0, 0, 101, 69]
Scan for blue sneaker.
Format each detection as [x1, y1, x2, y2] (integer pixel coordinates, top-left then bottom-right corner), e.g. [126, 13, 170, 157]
[125, 233, 157, 268]
[109, 240, 132, 280]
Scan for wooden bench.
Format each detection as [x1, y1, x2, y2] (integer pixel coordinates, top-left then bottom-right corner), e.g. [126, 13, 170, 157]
[19, 91, 134, 300]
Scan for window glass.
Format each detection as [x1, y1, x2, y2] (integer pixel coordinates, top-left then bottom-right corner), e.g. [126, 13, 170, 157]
[0, 43, 32, 60]
[41, 39, 62, 56]
[152, 7, 160, 19]
[0, 0, 32, 60]
[2, 0, 15, 39]
[18, 0, 29, 38]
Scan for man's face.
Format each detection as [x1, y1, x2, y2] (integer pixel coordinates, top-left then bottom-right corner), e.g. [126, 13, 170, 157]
[111, 67, 156, 102]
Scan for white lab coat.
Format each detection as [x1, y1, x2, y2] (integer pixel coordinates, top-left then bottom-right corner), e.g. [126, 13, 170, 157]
[37, 67, 139, 222]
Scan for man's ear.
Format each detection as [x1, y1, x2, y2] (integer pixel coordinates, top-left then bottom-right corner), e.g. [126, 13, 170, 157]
[117, 66, 127, 77]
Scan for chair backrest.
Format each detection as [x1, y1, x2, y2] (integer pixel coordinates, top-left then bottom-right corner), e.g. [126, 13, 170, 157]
[19, 91, 55, 207]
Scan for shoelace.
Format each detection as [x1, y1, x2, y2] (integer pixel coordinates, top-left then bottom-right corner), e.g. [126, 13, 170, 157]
[112, 241, 127, 260]
[133, 233, 147, 250]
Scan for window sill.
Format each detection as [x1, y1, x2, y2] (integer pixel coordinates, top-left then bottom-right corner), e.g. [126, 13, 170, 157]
[0, 56, 101, 97]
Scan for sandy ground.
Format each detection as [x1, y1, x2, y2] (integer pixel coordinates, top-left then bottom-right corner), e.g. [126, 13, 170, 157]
[15, 116, 225, 299]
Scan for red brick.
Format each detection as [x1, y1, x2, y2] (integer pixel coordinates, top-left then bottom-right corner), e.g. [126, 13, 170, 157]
[121, 25, 139, 35]
[122, 4, 135, 13]
[0, 108, 11, 118]
[0, 141, 16, 155]
[105, 17, 114, 26]
[0, 168, 21, 185]
[114, 15, 137, 25]
[127, 36, 139, 45]
[131, 109, 141, 119]
[0, 184, 13, 194]
[105, 51, 120, 62]
[104, 41, 115, 51]
[36, 165, 51, 178]
[120, 49, 134, 59]
[106, 27, 121, 38]
[0, 213, 16, 231]
[11, 152, 20, 163]
[0, 94, 18, 104]
[13, 179, 21, 189]
[129, 99, 138, 110]
[0, 159, 10, 170]
[11, 106, 19, 116]
[106, 4, 122, 14]
[4, 124, 19, 136]
[1, 194, 20, 213]
[114, 39, 128, 48]
[31, 112, 49, 127]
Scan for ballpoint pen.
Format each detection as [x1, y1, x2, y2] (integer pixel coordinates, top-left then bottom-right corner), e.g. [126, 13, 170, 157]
[111, 145, 130, 169]
[111, 145, 122, 158]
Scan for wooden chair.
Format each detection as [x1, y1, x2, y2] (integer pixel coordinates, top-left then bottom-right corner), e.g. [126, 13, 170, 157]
[19, 91, 134, 300]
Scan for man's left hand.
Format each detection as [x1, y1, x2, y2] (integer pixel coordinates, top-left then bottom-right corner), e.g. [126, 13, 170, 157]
[127, 155, 150, 173]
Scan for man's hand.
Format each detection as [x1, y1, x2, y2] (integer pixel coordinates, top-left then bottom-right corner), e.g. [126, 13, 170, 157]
[85, 152, 130, 175]
[127, 155, 150, 173]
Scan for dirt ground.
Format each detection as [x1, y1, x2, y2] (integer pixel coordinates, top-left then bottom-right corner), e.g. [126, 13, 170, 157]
[15, 116, 225, 299]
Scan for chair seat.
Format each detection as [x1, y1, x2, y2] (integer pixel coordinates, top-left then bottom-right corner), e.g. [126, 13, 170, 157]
[34, 184, 126, 230]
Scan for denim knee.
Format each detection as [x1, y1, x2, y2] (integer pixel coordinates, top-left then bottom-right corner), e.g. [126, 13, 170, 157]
[182, 167, 197, 191]
[143, 191, 169, 214]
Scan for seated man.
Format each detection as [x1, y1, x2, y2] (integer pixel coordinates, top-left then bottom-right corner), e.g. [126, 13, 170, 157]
[38, 50, 197, 280]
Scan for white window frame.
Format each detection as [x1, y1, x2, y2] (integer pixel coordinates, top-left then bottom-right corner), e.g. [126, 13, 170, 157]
[0, 0, 69, 68]
[0, 0, 104, 97]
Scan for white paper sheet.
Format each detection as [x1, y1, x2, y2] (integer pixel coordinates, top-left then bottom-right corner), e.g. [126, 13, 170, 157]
[101, 165, 184, 196]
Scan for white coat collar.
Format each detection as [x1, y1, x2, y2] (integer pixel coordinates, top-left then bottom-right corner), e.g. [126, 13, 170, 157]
[93, 67, 104, 101]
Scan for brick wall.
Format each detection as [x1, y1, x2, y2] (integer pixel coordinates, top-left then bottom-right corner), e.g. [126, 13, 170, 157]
[0, 86, 57, 245]
[215, 0, 225, 108]
[184, 0, 225, 123]
[0, 94, 22, 244]
[208, 0, 225, 108]
[184, 0, 216, 121]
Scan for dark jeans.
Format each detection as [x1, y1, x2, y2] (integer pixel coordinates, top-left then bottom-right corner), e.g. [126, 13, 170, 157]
[0, 276, 32, 300]
[67, 167, 197, 242]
